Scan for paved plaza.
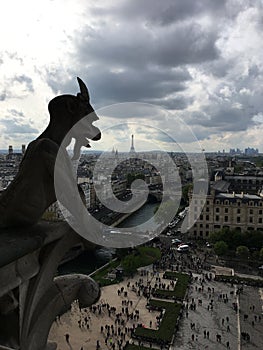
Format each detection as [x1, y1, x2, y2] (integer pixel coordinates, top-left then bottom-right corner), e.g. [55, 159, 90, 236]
[49, 251, 263, 350]
[49, 270, 162, 350]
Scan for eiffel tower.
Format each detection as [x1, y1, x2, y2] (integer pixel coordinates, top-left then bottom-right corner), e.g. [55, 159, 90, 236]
[129, 134, 136, 155]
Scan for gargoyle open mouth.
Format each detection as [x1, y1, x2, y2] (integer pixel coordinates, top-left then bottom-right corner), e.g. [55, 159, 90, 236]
[72, 130, 100, 160]
[71, 78, 101, 160]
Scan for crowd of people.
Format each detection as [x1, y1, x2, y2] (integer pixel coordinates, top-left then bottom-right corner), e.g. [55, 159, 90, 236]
[50, 240, 263, 349]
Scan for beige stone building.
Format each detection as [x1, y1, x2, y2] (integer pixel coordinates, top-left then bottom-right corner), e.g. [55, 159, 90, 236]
[188, 189, 263, 238]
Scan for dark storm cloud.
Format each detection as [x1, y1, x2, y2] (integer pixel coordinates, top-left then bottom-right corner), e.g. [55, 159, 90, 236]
[46, 65, 192, 107]
[152, 24, 219, 67]
[201, 58, 236, 78]
[188, 105, 254, 133]
[185, 50, 263, 135]
[149, 95, 193, 110]
[85, 67, 189, 104]
[91, 0, 227, 26]
[76, 20, 219, 69]
[45, 0, 222, 109]
[98, 103, 166, 120]
[41, 0, 263, 145]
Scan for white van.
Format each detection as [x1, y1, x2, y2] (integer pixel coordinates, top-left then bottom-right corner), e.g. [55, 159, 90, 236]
[177, 244, 189, 252]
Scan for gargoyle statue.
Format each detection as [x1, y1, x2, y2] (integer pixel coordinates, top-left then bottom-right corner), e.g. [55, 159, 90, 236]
[0, 77, 101, 228]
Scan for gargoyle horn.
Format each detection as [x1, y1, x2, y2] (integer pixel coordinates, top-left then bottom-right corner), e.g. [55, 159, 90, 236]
[77, 77, 90, 101]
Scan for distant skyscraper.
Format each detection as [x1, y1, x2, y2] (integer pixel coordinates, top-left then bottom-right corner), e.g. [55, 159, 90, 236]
[8, 145, 13, 155]
[130, 134, 136, 154]
[22, 144, 26, 155]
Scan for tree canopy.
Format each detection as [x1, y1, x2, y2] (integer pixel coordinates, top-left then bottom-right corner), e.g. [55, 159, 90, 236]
[214, 240, 229, 256]
[209, 228, 263, 251]
[236, 245, 249, 259]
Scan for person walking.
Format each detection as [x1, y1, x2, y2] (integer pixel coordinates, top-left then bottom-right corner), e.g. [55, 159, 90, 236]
[65, 333, 70, 344]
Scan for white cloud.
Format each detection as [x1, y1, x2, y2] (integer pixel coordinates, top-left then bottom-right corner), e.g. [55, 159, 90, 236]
[219, 86, 233, 98]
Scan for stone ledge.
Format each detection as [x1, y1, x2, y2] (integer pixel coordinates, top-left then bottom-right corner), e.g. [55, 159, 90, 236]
[0, 221, 71, 268]
[0, 345, 16, 350]
[0, 220, 94, 350]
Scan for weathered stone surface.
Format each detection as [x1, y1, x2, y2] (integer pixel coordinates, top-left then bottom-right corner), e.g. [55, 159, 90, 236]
[0, 222, 100, 350]
[0, 345, 17, 349]
[24, 275, 100, 350]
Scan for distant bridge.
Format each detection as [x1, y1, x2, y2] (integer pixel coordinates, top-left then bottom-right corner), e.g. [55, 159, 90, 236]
[133, 183, 181, 203]
[148, 189, 163, 202]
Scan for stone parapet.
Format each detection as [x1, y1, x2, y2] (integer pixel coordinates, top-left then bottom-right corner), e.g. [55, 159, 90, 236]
[0, 221, 100, 350]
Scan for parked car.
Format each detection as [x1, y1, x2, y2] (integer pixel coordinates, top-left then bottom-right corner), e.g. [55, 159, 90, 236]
[177, 244, 190, 252]
[172, 238, 182, 246]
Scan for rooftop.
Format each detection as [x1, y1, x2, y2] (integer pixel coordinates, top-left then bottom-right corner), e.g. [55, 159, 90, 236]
[216, 193, 262, 200]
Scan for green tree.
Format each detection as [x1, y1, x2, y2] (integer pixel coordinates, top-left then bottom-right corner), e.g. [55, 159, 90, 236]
[214, 241, 228, 256]
[209, 228, 263, 251]
[255, 158, 263, 167]
[209, 228, 230, 245]
[236, 245, 250, 259]
[231, 231, 244, 250]
[115, 248, 131, 260]
[121, 255, 138, 276]
[252, 250, 260, 261]
[243, 230, 263, 249]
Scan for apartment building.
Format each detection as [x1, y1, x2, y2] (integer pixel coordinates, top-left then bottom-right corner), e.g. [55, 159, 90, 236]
[188, 188, 263, 238]
[224, 175, 263, 194]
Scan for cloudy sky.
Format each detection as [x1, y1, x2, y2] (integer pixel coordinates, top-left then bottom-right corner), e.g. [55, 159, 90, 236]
[0, 0, 263, 153]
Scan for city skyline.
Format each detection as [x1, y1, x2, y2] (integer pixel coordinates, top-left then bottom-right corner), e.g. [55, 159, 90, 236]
[0, 1, 263, 152]
[0, 134, 262, 155]
[0, 142, 261, 155]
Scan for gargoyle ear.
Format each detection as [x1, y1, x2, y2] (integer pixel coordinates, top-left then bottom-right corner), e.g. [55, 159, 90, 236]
[77, 77, 90, 102]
